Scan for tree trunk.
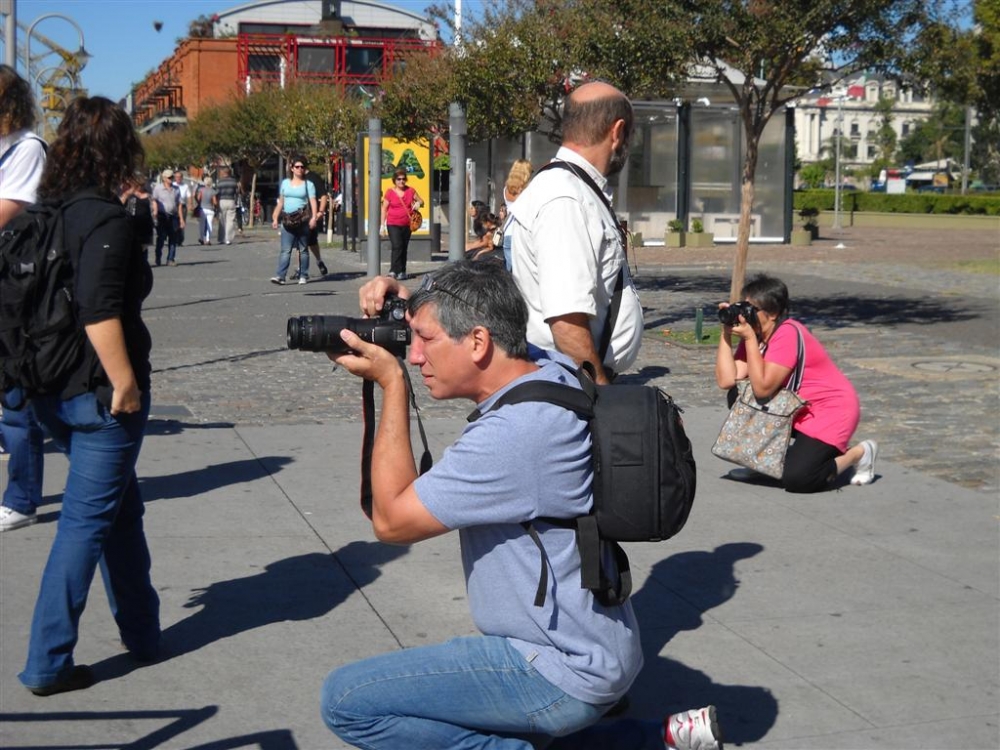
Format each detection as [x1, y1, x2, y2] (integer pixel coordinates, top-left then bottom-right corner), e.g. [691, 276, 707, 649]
[729, 137, 759, 302]
[249, 173, 259, 229]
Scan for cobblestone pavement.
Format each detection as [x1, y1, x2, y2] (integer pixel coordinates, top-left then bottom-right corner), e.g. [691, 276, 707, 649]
[146, 225, 999, 493]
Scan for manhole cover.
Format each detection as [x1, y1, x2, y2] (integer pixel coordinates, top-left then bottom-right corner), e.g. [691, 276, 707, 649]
[912, 361, 997, 374]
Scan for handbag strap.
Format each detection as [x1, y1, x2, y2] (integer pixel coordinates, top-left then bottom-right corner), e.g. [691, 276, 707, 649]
[786, 322, 806, 393]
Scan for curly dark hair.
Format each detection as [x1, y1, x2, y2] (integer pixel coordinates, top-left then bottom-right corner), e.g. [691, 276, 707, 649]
[37, 97, 144, 200]
[0, 64, 36, 134]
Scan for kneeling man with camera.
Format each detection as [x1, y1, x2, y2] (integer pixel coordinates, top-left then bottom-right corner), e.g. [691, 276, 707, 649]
[321, 261, 722, 750]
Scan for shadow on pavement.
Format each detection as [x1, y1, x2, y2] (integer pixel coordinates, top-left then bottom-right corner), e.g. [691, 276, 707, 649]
[628, 542, 778, 745]
[637, 273, 989, 331]
[91, 543, 409, 684]
[137, 457, 292, 502]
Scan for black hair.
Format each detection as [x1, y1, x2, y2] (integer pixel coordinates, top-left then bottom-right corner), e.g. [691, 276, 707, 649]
[741, 274, 790, 318]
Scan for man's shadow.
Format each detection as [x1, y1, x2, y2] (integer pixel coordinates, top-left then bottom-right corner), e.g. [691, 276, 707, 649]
[92, 541, 408, 682]
[626, 542, 778, 745]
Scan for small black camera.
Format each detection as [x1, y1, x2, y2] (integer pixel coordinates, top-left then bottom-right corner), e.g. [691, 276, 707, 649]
[287, 294, 410, 357]
[718, 301, 758, 328]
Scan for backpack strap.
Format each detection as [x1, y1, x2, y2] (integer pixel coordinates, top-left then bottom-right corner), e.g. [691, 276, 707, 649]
[535, 161, 625, 364]
[469, 368, 630, 608]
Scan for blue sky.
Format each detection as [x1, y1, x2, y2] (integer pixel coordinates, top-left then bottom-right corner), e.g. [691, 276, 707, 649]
[7, 0, 475, 101]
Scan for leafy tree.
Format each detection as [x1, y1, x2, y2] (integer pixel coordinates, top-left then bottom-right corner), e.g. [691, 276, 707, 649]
[683, 0, 949, 300]
[897, 101, 966, 164]
[873, 95, 897, 165]
[408, 0, 691, 141]
[141, 130, 187, 175]
[798, 162, 826, 188]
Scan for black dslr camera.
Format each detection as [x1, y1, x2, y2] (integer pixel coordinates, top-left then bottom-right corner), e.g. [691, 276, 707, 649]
[286, 294, 410, 357]
[718, 301, 759, 328]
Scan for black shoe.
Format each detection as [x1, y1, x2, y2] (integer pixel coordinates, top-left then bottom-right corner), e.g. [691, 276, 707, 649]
[397, 272, 408, 281]
[318, 261, 329, 276]
[27, 665, 95, 696]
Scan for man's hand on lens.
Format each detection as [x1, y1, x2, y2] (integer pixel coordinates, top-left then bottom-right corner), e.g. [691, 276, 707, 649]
[331, 330, 401, 388]
[358, 276, 409, 318]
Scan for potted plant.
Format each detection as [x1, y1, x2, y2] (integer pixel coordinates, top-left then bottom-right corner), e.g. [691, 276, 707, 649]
[791, 207, 819, 246]
[688, 217, 714, 247]
[665, 218, 686, 247]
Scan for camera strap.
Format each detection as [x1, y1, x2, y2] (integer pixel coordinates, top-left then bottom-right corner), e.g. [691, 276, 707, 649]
[359, 357, 433, 520]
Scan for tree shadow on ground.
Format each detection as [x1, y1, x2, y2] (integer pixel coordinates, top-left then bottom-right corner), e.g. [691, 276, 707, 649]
[636, 273, 989, 331]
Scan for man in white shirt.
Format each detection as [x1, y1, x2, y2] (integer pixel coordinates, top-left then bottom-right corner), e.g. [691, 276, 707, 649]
[509, 81, 644, 384]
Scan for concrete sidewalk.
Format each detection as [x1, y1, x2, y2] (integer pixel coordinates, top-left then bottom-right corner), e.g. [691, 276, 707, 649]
[1, 229, 997, 749]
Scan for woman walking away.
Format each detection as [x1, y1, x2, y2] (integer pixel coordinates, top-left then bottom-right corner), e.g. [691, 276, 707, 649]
[17, 96, 160, 696]
[197, 176, 217, 245]
[270, 155, 317, 285]
[715, 273, 878, 492]
[380, 167, 423, 280]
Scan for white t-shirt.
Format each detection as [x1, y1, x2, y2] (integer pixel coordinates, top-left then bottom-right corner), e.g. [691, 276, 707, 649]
[0, 130, 46, 208]
[509, 147, 643, 373]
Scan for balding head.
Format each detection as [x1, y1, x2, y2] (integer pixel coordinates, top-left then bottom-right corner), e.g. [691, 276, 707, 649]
[562, 82, 633, 149]
[561, 82, 633, 177]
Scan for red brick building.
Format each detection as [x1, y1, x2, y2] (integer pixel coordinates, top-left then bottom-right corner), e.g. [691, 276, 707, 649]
[128, 0, 437, 133]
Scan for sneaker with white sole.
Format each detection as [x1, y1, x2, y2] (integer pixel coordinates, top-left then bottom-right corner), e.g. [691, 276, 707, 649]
[298, 276, 308, 285]
[851, 439, 878, 485]
[270, 277, 285, 285]
[664, 705, 722, 750]
[0, 506, 38, 532]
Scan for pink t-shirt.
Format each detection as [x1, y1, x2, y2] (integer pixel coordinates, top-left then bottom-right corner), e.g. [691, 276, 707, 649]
[736, 320, 859, 452]
[383, 187, 416, 227]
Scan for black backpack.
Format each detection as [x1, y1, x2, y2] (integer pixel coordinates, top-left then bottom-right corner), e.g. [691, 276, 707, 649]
[0, 197, 90, 400]
[471, 363, 697, 607]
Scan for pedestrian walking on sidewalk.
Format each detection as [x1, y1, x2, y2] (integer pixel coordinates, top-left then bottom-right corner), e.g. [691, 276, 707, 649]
[17, 97, 160, 697]
[270, 156, 317, 285]
[379, 167, 422, 280]
[0, 63, 48, 534]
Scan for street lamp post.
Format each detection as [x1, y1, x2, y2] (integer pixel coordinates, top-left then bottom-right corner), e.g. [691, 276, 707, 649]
[832, 90, 846, 231]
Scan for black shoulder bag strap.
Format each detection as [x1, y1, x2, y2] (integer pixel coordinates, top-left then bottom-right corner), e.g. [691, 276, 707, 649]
[536, 161, 625, 364]
[359, 359, 433, 519]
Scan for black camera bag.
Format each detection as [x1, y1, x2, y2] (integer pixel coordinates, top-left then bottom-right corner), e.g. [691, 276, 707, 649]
[471, 362, 697, 607]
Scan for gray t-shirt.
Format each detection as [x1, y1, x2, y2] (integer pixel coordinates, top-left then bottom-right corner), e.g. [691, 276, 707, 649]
[415, 354, 643, 704]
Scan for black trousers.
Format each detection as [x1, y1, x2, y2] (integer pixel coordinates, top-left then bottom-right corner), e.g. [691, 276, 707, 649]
[726, 386, 840, 493]
[387, 224, 411, 276]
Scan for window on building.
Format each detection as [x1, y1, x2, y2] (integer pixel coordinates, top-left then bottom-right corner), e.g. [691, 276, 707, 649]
[298, 46, 336, 76]
[902, 122, 910, 137]
[345, 47, 384, 79]
[867, 145, 878, 159]
[850, 122, 860, 136]
[248, 54, 282, 76]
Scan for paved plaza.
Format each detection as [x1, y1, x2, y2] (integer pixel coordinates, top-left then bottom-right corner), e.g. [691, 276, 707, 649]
[1, 224, 997, 749]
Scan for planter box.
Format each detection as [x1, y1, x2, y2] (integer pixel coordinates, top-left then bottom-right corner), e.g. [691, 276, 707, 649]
[687, 232, 714, 247]
[790, 228, 813, 246]
[665, 231, 686, 247]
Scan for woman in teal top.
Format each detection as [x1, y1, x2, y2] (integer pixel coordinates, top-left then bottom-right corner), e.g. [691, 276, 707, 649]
[270, 155, 318, 285]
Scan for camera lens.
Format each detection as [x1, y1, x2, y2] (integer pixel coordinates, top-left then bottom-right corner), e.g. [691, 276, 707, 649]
[286, 315, 351, 353]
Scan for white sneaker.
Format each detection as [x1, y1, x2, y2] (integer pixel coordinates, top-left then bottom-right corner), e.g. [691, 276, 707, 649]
[0, 506, 37, 532]
[298, 276, 308, 285]
[851, 440, 879, 485]
[664, 705, 722, 750]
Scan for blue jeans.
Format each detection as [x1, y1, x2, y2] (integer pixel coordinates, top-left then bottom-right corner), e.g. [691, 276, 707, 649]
[18, 391, 160, 688]
[321, 635, 663, 749]
[1, 397, 44, 515]
[275, 224, 310, 279]
[155, 214, 180, 264]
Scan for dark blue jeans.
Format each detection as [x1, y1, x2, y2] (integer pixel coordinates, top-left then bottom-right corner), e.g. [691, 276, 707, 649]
[18, 391, 160, 688]
[0, 397, 44, 515]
